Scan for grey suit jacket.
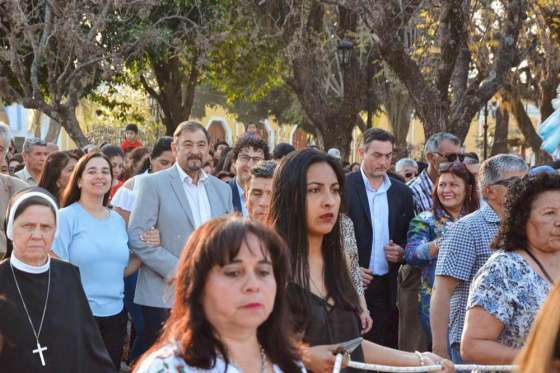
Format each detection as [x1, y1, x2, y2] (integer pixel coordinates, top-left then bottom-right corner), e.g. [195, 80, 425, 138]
[128, 166, 233, 308]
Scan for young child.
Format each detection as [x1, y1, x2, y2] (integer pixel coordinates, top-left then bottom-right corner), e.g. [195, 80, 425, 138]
[120, 123, 143, 153]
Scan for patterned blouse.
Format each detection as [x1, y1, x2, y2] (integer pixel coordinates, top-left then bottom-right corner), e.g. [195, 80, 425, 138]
[341, 215, 364, 297]
[135, 343, 306, 373]
[404, 208, 458, 335]
[467, 251, 551, 349]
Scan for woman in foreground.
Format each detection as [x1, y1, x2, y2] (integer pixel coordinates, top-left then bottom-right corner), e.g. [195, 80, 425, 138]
[133, 216, 304, 373]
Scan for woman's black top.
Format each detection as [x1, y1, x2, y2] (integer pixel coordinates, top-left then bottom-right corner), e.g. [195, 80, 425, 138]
[288, 284, 365, 373]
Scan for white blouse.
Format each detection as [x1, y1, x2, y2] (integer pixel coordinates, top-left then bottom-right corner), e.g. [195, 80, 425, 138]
[135, 343, 306, 373]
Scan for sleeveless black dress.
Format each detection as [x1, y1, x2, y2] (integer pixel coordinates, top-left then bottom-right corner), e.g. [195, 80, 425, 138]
[288, 284, 365, 373]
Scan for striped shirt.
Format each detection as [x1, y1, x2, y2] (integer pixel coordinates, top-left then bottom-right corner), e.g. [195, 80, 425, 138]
[408, 169, 434, 214]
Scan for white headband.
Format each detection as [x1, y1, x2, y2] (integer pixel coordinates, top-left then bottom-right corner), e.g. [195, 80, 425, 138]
[6, 191, 59, 240]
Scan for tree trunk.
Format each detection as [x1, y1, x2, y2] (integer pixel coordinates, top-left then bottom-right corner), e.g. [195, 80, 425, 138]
[383, 87, 413, 156]
[56, 108, 88, 148]
[540, 76, 559, 122]
[146, 53, 199, 136]
[505, 87, 547, 164]
[45, 117, 62, 143]
[319, 121, 353, 160]
[29, 110, 42, 138]
[491, 101, 509, 156]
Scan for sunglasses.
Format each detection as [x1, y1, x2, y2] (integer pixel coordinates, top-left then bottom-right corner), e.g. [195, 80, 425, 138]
[439, 160, 469, 173]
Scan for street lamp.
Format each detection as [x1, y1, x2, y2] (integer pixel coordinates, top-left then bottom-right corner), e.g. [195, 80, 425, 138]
[337, 38, 353, 67]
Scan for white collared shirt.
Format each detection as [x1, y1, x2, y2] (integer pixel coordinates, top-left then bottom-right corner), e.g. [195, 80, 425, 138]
[236, 179, 249, 218]
[175, 164, 211, 228]
[360, 167, 392, 276]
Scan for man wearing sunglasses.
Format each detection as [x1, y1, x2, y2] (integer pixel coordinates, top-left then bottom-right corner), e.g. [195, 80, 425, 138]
[431, 154, 528, 363]
[15, 137, 48, 186]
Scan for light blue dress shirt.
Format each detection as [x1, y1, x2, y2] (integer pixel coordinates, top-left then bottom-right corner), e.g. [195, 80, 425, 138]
[360, 168, 392, 276]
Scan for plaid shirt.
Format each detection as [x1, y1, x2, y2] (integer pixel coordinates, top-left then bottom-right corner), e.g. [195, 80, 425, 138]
[435, 204, 500, 345]
[408, 169, 434, 214]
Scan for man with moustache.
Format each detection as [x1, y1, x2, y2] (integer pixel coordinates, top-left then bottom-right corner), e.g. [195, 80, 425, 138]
[128, 121, 233, 353]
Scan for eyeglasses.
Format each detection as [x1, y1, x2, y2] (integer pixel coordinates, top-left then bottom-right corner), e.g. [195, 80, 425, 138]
[238, 154, 264, 164]
[491, 176, 521, 187]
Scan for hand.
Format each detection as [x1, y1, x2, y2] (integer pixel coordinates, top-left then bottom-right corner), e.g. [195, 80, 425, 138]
[360, 267, 374, 288]
[422, 352, 455, 373]
[384, 240, 404, 263]
[303, 344, 341, 373]
[141, 227, 161, 246]
[431, 344, 450, 360]
[359, 309, 373, 334]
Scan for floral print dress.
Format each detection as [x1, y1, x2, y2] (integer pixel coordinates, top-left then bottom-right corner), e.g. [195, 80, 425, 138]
[467, 251, 551, 348]
[134, 343, 306, 373]
[404, 209, 457, 336]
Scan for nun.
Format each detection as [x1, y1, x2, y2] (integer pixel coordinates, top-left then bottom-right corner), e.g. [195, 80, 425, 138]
[0, 188, 115, 372]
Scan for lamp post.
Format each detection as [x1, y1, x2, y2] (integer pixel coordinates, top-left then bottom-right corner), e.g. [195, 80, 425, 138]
[337, 38, 353, 68]
[337, 38, 374, 128]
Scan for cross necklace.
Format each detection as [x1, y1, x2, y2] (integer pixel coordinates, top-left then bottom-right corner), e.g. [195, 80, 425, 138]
[10, 262, 51, 367]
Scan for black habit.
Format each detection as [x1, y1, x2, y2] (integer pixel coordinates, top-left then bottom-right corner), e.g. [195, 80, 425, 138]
[0, 258, 115, 372]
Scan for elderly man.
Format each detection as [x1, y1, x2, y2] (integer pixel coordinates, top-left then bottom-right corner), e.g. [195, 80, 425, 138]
[395, 158, 418, 183]
[0, 123, 30, 254]
[430, 154, 529, 363]
[246, 160, 276, 224]
[15, 137, 48, 186]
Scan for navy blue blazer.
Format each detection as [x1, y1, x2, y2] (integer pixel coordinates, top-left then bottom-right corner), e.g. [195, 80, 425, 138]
[227, 178, 243, 213]
[344, 171, 415, 302]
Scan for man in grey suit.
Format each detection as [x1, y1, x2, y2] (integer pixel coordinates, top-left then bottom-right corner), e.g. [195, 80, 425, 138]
[128, 120, 233, 350]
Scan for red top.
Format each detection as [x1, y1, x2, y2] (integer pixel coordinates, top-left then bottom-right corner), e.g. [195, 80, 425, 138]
[120, 139, 143, 153]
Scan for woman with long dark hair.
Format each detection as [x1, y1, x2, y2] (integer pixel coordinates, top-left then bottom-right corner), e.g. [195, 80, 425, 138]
[53, 152, 139, 371]
[133, 216, 303, 373]
[268, 149, 453, 373]
[405, 161, 479, 340]
[37, 150, 78, 204]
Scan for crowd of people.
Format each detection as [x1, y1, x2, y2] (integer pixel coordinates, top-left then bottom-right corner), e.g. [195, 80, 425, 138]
[1, 119, 560, 373]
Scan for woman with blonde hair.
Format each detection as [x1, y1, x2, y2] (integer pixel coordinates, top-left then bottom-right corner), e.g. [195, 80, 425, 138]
[515, 282, 560, 373]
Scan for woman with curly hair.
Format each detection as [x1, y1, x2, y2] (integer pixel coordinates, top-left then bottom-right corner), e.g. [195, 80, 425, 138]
[461, 173, 560, 364]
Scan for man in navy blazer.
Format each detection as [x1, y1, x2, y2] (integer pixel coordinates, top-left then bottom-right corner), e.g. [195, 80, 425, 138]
[227, 136, 270, 216]
[345, 128, 414, 348]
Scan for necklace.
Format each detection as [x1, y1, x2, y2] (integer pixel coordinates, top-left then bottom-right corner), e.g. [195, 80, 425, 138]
[10, 262, 51, 366]
[525, 249, 554, 283]
[229, 344, 267, 373]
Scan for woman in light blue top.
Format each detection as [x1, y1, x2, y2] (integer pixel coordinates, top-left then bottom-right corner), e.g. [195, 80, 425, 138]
[53, 151, 136, 371]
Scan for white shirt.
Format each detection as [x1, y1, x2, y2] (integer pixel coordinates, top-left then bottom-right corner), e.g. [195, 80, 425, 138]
[360, 168, 392, 276]
[236, 179, 249, 218]
[176, 164, 211, 228]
